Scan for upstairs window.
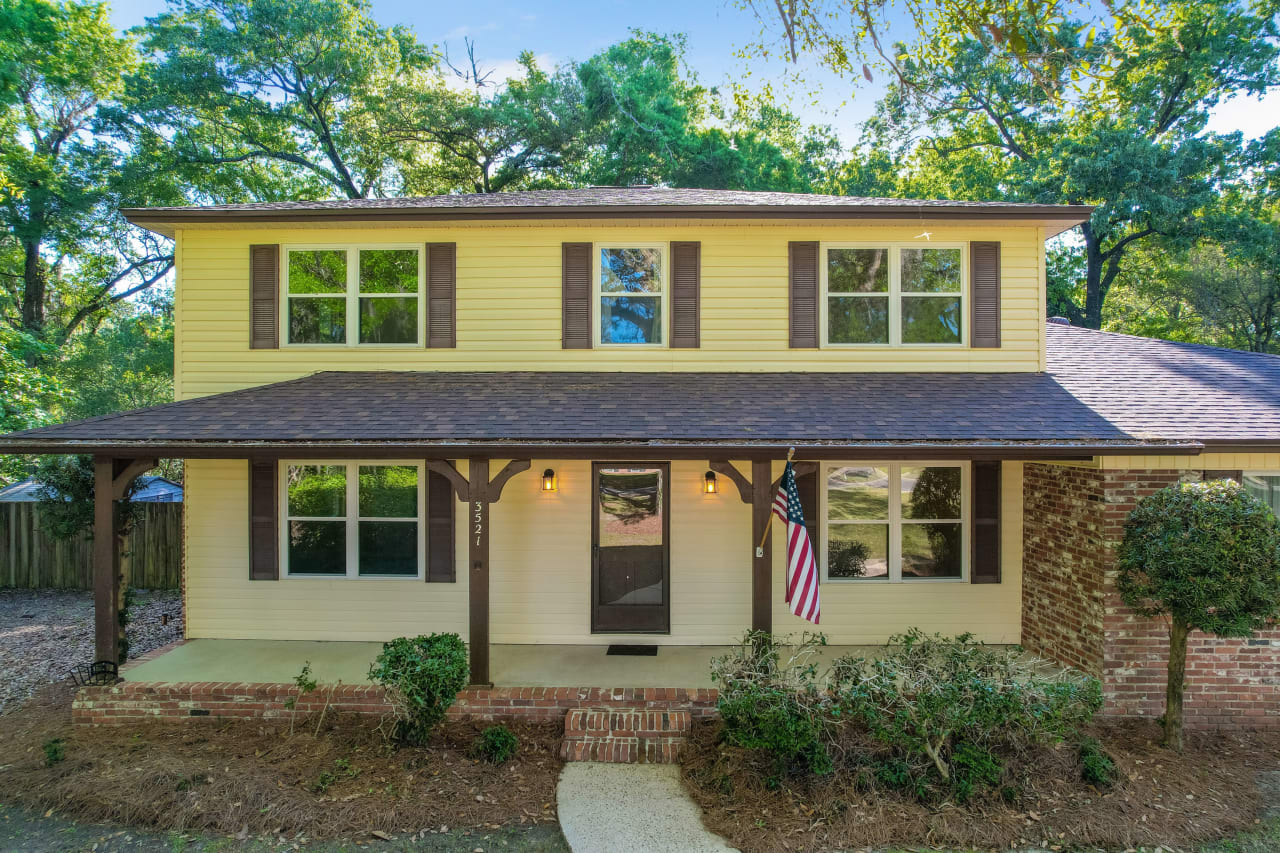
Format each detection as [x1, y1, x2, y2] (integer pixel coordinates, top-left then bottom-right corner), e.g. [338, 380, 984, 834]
[596, 245, 665, 345]
[285, 247, 423, 346]
[823, 245, 965, 346]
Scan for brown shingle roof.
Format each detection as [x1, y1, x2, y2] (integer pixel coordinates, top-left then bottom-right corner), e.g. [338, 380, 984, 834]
[122, 188, 1092, 237]
[2, 324, 1274, 457]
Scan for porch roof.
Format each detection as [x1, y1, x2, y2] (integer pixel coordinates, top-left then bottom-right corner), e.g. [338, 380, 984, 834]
[1, 324, 1277, 459]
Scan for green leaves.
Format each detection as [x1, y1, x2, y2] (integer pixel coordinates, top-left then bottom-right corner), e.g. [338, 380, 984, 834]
[368, 633, 469, 745]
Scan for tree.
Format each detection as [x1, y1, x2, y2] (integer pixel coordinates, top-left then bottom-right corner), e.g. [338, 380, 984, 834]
[742, 0, 1280, 328]
[0, 0, 173, 342]
[1116, 480, 1280, 750]
[127, 0, 440, 200]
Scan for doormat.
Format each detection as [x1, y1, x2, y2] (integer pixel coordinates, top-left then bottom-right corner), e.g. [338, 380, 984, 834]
[606, 645, 658, 656]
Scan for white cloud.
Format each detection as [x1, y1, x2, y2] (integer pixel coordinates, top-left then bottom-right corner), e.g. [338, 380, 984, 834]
[1204, 88, 1280, 139]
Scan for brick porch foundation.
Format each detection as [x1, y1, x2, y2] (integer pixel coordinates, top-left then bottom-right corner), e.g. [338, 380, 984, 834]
[1023, 464, 1280, 730]
[71, 681, 720, 726]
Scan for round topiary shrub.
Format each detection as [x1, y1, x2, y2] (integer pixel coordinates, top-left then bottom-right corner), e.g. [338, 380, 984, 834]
[1117, 479, 1280, 750]
[469, 724, 519, 764]
[368, 633, 469, 745]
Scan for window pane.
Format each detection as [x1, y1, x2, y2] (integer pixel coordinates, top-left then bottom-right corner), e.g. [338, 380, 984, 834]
[360, 249, 418, 294]
[828, 248, 888, 293]
[827, 466, 889, 520]
[829, 296, 889, 344]
[359, 465, 418, 518]
[600, 248, 662, 294]
[902, 296, 962, 344]
[902, 522, 962, 578]
[289, 297, 346, 344]
[359, 297, 417, 344]
[1244, 475, 1280, 518]
[358, 521, 418, 576]
[288, 520, 346, 575]
[288, 250, 347, 294]
[828, 524, 889, 579]
[288, 465, 346, 517]
[903, 466, 962, 519]
[901, 248, 962, 293]
[601, 295, 662, 344]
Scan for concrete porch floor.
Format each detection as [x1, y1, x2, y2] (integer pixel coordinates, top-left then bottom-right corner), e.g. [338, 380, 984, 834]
[121, 639, 891, 688]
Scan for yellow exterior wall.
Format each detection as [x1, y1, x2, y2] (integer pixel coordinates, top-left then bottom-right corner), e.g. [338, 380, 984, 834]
[174, 218, 1046, 398]
[1046, 453, 1280, 472]
[185, 457, 1022, 646]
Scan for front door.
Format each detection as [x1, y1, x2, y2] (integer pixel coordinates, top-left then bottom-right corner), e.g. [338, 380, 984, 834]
[592, 463, 670, 633]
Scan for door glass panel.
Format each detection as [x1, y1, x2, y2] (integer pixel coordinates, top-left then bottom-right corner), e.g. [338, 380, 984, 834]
[597, 467, 664, 607]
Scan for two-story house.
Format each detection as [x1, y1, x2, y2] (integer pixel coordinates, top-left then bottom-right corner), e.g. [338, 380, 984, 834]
[4, 188, 1279, 731]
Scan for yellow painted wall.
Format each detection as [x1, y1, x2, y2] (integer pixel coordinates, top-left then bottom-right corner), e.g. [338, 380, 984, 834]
[174, 218, 1046, 399]
[184, 458, 1023, 646]
[1045, 453, 1280, 472]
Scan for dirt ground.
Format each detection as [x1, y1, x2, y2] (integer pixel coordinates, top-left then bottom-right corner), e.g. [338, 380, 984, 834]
[0, 588, 183, 713]
[0, 684, 565, 846]
[682, 717, 1280, 853]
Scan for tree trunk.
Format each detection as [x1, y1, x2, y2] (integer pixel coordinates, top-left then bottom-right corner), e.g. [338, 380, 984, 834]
[21, 239, 47, 335]
[1163, 615, 1189, 752]
[1081, 223, 1105, 330]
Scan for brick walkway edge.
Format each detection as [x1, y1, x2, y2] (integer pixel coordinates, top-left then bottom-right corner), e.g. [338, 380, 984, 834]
[71, 682, 721, 725]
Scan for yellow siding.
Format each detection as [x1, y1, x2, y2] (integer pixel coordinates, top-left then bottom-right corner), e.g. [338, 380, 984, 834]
[1045, 453, 1280, 471]
[175, 219, 1046, 398]
[185, 458, 1022, 645]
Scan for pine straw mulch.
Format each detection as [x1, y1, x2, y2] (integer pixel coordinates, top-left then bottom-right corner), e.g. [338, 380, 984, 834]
[682, 717, 1280, 853]
[0, 683, 562, 842]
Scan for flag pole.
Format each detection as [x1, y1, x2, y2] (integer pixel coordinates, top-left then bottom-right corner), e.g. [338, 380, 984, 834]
[756, 447, 796, 554]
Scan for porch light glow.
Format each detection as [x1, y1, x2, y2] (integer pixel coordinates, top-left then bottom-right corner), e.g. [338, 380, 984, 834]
[704, 471, 718, 494]
[542, 468, 557, 492]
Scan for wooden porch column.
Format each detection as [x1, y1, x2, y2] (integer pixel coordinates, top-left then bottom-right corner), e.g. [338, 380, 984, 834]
[467, 457, 490, 686]
[751, 459, 773, 634]
[93, 456, 156, 664]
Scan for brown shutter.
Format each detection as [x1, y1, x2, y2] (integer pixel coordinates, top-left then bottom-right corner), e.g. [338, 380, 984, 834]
[249, 244, 279, 349]
[971, 461, 1001, 583]
[562, 242, 592, 349]
[426, 469, 456, 582]
[796, 468, 821, 563]
[970, 241, 1001, 348]
[249, 460, 278, 580]
[1203, 469, 1243, 483]
[426, 243, 456, 348]
[789, 241, 819, 348]
[670, 241, 700, 348]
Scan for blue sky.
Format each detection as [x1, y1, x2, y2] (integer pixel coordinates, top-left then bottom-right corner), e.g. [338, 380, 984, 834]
[107, 0, 1277, 144]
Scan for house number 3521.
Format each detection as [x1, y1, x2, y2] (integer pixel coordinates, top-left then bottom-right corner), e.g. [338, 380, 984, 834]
[473, 501, 484, 546]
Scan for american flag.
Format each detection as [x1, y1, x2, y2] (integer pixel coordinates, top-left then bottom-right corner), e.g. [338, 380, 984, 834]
[772, 461, 820, 624]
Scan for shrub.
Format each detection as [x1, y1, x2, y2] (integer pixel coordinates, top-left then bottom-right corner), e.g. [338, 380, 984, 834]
[469, 725, 519, 764]
[829, 629, 1101, 800]
[1078, 736, 1116, 788]
[368, 633, 469, 745]
[43, 738, 65, 767]
[1117, 479, 1280, 750]
[712, 632, 833, 776]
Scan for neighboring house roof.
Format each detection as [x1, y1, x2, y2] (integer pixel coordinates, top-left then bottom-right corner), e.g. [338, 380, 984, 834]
[0, 324, 1275, 458]
[0, 475, 183, 502]
[122, 187, 1092, 238]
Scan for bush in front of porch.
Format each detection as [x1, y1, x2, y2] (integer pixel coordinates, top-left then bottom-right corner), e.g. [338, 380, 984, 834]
[368, 633, 469, 745]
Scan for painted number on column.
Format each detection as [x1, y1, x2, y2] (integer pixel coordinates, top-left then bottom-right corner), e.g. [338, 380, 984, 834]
[474, 501, 484, 546]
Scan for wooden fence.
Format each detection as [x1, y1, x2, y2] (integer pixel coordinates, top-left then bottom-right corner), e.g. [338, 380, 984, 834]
[1, 502, 182, 590]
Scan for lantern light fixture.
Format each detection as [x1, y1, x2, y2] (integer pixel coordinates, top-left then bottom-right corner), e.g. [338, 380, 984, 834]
[703, 471, 718, 495]
[542, 468, 557, 492]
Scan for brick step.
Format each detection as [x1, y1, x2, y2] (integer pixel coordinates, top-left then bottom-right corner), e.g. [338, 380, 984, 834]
[560, 708, 691, 764]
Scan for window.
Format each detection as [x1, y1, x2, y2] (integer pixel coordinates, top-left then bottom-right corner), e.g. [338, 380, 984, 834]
[823, 244, 965, 346]
[1244, 473, 1280, 519]
[596, 245, 665, 345]
[824, 462, 967, 582]
[283, 462, 423, 578]
[285, 247, 423, 346]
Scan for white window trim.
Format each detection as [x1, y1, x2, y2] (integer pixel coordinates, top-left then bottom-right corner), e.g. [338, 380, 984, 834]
[821, 461, 970, 583]
[819, 242, 968, 348]
[279, 460, 426, 580]
[592, 242, 669, 348]
[281, 245, 427, 348]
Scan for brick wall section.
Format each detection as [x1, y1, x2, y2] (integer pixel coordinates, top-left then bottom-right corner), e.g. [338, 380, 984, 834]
[1022, 465, 1280, 730]
[72, 682, 719, 726]
[1021, 464, 1107, 676]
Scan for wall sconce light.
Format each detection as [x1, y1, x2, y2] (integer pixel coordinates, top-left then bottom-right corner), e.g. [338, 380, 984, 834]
[542, 468, 558, 492]
[703, 471, 718, 495]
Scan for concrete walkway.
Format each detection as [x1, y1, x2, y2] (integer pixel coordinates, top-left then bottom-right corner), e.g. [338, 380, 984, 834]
[556, 763, 737, 853]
